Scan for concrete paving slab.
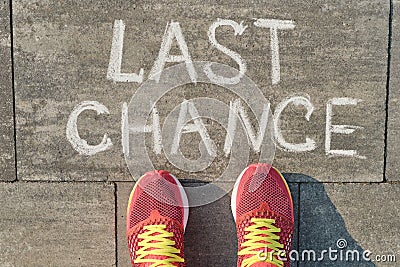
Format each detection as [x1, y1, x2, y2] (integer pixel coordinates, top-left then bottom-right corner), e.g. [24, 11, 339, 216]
[116, 181, 298, 267]
[387, 0, 400, 181]
[0, 182, 115, 266]
[0, 1, 15, 181]
[299, 182, 399, 266]
[13, 1, 388, 182]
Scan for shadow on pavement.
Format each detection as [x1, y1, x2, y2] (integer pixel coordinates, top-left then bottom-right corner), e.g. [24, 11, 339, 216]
[182, 180, 298, 267]
[286, 174, 375, 267]
[182, 175, 376, 267]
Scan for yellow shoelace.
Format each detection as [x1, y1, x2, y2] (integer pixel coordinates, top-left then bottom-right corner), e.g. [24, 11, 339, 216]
[238, 218, 284, 267]
[135, 224, 184, 267]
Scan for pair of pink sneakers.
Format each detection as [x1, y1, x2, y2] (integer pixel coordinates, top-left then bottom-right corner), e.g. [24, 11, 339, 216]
[126, 163, 294, 267]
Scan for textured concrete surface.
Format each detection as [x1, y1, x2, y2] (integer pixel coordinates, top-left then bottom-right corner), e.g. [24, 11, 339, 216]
[13, 0, 388, 182]
[116, 182, 299, 267]
[387, 0, 400, 181]
[0, 0, 15, 181]
[0, 182, 115, 267]
[299, 183, 400, 266]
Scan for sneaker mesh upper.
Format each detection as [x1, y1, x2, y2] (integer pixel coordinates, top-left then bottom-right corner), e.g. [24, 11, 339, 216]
[236, 167, 292, 221]
[128, 171, 184, 229]
[126, 170, 186, 267]
[234, 164, 294, 267]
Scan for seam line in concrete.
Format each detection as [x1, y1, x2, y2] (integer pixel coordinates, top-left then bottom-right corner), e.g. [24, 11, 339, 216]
[114, 182, 119, 267]
[0, 180, 113, 183]
[0, 181, 116, 186]
[384, 0, 394, 183]
[9, 0, 17, 182]
[295, 184, 300, 267]
[2, 180, 399, 185]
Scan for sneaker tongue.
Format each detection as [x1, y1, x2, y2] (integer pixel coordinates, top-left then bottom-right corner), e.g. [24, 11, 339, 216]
[139, 258, 180, 267]
[133, 215, 184, 267]
[250, 263, 278, 267]
[137, 246, 181, 267]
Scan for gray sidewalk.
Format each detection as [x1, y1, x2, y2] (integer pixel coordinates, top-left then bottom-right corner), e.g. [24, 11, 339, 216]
[1, 0, 400, 266]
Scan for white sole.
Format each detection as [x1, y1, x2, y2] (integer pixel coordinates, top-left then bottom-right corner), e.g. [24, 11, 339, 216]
[169, 173, 190, 231]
